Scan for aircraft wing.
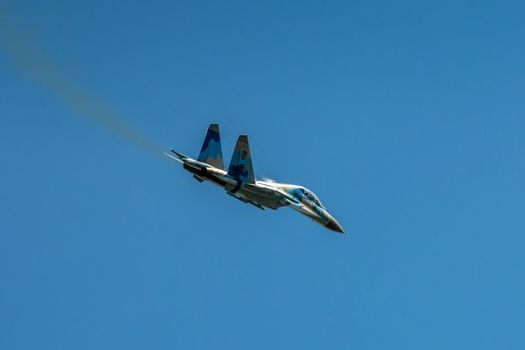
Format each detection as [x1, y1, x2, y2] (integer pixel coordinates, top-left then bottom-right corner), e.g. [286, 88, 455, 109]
[226, 192, 265, 210]
[241, 183, 299, 210]
[250, 184, 298, 202]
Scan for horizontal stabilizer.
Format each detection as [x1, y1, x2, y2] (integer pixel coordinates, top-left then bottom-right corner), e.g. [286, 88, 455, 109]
[192, 175, 205, 183]
[164, 150, 189, 163]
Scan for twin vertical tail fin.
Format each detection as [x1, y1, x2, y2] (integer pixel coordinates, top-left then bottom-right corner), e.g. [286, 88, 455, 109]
[227, 135, 255, 189]
[197, 124, 224, 169]
[197, 125, 256, 191]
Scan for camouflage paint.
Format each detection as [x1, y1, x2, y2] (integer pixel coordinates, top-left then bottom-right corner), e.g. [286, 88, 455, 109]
[227, 135, 255, 191]
[167, 124, 344, 234]
[197, 124, 224, 169]
[286, 186, 333, 226]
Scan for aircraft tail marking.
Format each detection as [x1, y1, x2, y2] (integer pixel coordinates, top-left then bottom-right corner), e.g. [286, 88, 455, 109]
[227, 135, 255, 190]
[197, 123, 224, 169]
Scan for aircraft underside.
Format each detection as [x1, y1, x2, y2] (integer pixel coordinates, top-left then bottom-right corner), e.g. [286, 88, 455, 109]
[182, 163, 286, 210]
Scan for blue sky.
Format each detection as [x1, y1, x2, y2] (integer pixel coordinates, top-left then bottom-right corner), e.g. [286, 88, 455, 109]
[1, 0, 524, 349]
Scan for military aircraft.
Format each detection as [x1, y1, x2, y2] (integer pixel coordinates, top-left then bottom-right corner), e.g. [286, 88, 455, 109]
[164, 124, 344, 234]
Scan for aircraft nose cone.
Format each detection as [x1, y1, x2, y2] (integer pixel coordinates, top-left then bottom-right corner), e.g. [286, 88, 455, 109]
[326, 217, 345, 234]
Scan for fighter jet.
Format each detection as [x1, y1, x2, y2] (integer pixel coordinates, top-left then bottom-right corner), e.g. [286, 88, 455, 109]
[164, 124, 344, 234]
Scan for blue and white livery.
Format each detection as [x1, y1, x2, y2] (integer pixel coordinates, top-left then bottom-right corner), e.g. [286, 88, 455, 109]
[165, 124, 344, 234]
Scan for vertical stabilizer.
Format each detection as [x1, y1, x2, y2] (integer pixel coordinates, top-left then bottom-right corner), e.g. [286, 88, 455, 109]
[227, 135, 255, 191]
[197, 124, 224, 169]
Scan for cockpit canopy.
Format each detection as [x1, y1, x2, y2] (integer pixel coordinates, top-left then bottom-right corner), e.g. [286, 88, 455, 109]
[292, 186, 324, 208]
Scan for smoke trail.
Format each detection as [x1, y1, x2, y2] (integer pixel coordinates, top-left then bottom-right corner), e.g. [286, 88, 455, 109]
[0, 7, 165, 157]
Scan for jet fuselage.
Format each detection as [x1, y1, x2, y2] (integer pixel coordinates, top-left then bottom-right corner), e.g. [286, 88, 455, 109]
[166, 124, 344, 234]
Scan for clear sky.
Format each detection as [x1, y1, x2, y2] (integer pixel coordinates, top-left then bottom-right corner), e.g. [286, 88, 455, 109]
[1, 0, 524, 349]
